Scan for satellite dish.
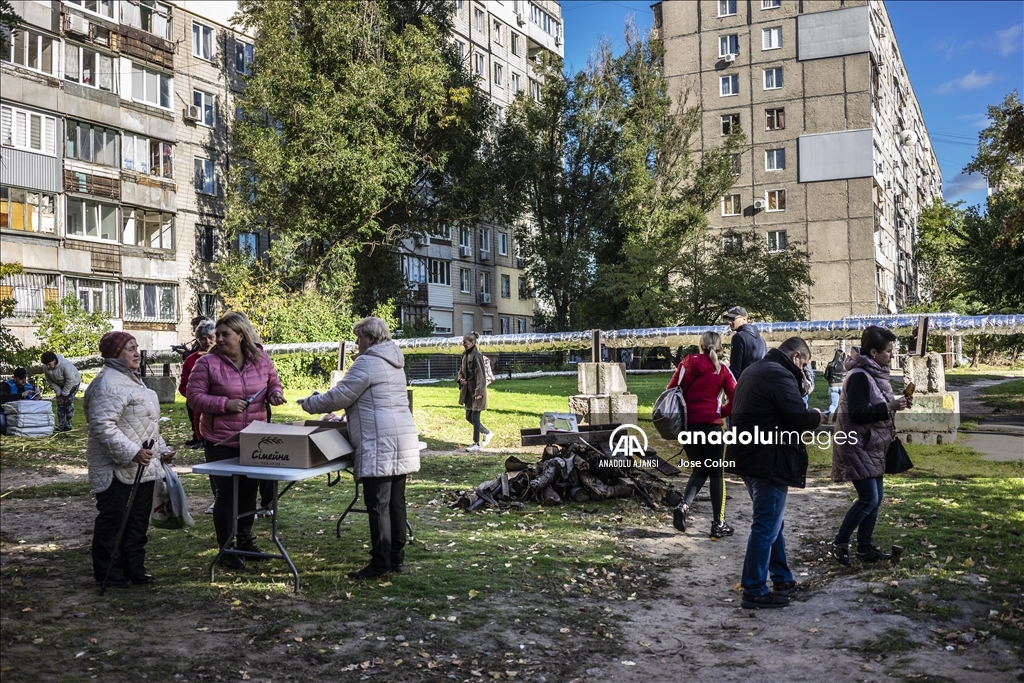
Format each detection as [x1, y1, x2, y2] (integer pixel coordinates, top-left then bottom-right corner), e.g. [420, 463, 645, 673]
[899, 130, 918, 147]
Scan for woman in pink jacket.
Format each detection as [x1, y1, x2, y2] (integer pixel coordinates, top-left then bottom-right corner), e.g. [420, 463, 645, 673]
[186, 312, 285, 570]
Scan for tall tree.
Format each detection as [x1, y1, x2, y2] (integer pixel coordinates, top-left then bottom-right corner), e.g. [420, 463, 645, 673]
[226, 0, 493, 312]
[0, 1, 20, 53]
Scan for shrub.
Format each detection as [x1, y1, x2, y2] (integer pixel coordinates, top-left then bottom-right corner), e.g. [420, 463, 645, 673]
[33, 295, 112, 357]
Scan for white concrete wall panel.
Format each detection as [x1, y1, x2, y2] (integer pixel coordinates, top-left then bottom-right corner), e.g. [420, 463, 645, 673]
[798, 129, 873, 182]
[797, 6, 870, 61]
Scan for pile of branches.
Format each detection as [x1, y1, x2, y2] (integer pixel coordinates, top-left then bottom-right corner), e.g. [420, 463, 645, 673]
[449, 441, 683, 512]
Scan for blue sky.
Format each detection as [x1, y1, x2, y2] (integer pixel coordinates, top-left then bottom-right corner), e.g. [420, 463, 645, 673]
[560, 0, 1024, 209]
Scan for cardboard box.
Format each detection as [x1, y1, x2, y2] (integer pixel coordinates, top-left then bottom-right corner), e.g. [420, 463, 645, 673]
[238, 421, 354, 468]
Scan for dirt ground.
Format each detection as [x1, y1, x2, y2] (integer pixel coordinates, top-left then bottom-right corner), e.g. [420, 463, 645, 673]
[2, 462, 1021, 683]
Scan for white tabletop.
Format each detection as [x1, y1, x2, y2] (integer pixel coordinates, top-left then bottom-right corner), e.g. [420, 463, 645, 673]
[192, 457, 352, 481]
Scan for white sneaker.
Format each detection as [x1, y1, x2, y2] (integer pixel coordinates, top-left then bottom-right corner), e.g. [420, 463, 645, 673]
[465, 443, 481, 453]
[205, 504, 215, 515]
[480, 432, 495, 448]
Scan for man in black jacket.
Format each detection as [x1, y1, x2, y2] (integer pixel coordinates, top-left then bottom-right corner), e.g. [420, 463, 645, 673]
[726, 337, 822, 608]
[724, 306, 766, 380]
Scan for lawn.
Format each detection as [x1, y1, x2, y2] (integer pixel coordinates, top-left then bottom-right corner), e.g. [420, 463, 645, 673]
[979, 378, 1024, 413]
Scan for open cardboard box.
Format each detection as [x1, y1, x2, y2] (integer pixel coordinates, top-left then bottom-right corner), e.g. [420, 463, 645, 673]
[238, 421, 354, 468]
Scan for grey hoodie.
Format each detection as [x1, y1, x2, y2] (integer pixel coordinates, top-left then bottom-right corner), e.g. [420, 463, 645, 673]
[301, 341, 420, 480]
[44, 354, 82, 396]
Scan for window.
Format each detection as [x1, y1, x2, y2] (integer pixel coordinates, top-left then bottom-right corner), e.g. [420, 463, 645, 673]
[235, 41, 254, 75]
[720, 74, 739, 96]
[474, 53, 484, 76]
[1, 105, 58, 156]
[762, 27, 782, 50]
[1, 272, 59, 317]
[122, 208, 174, 249]
[517, 276, 533, 300]
[719, 34, 739, 57]
[456, 41, 466, 61]
[66, 198, 118, 242]
[429, 224, 451, 241]
[197, 293, 218, 319]
[124, 281, 177, 322]
[121, 0, 172, 40]
[474, 8, 484, 32]
[192, 22, 215, 61]
[765, 108, 785, 130]
[493, 62, 503, 86]
[455, 0, 464, 15]
[196, 226, 218, 262]
[721, 194, 742, 216]
[194, 156, 216, 195]
[130, 63, 172, 108]
[721, 113, 740, 135]
[67, 277, 117, 316]
[428, 259, 451, 286]
[459, 226, 472, 253]
[238, 232, 258, 259]
[0, 187, 57, 234]
[66, 0, 114, 18]
[193, 90, 216, 127]
[493, 21, 502, 44]
[764, 67, 783, 90]
[123, 134, 173, 179]
[460, 268, 471, 293]
[404, 255, 427, 284]
[479, 271, 491, 296]
[497, 232, 509, 255]
[529, 3, 561, 38]
[482, 314, 493, 335]
[718, 0, 737, 16]
[65, 120, 120, 167]
[529, 79, 541, 101]
[722, 233, 743, 252]
[479, 227, 491, 254]
[765, 148, 785, 171]
[511, 33, 520, 56]
[501, 274, 511, 298]
[516, 317, 527, 333]
[766, 189, 787, 211]
[767, 230, 788, 252]
[762, 0, 781, 8]
[64, 44, 116, 92]
[2, 27, 56, 75]
[730, 154, 741, 175]
[500, 316, 510, 334]
[511, 72, 521, 93]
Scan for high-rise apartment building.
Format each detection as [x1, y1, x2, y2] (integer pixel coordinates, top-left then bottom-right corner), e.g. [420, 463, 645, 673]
[653, 0, 941, 317]
[400, 0, 563, 337]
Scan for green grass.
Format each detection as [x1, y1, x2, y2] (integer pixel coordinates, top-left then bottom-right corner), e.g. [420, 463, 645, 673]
[978, 378, 1024, 412]
[859, 628, 918, 654]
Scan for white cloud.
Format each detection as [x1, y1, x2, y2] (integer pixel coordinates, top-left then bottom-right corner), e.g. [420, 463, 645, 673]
[935, 70, 995, 94]
[995, 23, 1023, 57]
[945, 171, 988, 198]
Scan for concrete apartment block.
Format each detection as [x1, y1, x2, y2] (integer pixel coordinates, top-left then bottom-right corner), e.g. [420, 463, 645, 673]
[653, 0, 942, 319]
[400, 1, 563, 338]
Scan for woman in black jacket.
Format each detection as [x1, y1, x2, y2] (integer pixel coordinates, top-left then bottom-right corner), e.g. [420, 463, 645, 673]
[458, 332, 492, 452]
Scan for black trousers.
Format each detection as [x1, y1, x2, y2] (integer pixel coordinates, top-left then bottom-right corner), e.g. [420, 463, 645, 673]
[206, 442, 258, 548]
[465, 410, 489, 444]
[92, 477, 155, 582]
[362, 475, 408, 572]
[681, 424, 728, 524]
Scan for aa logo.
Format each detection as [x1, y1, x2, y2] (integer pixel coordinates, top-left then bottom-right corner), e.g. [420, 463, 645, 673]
[608, 424, 649, 459]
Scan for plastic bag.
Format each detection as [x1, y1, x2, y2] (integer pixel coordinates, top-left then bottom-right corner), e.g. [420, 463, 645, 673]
[151, 464, 195, 529]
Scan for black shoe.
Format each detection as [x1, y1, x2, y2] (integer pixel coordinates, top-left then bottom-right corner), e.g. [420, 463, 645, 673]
[773, 580, 799, 596]
[190, 441, 205, 450]
[857, 546, 892, 563]
[97, 577, 132, 588]
[741, 592, 789, 609]
[236, 538, 266, 561]
[831, 542, 851, 566]
[710, 521, 734, 539]
[391, 564, 404, 574]
[219, 555, 245, 570]
[347, 565, 386, 580]
[672, 504, 689, 532]
[130, 574, 155, 585]
[184, 438, 201, 447]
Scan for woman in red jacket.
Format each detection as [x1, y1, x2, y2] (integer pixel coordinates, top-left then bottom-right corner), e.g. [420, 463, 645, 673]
[667, 331, 737, 539]
[186, 312, 285, 570]
[178, 320, 216, 447]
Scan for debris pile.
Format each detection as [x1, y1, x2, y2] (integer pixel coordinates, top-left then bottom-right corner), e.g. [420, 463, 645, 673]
[450, 441, 683, 512]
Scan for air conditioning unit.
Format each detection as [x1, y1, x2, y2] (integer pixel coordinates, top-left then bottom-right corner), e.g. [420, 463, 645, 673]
[407, 282, 419, 291]
[723, 53, 736, 63]
[479, 293, 491, 304]
[459, 245, 472, 257]
[65, 13, 89, 35]
[516, 13, 525, 26]
[753, 199, 766, 210]
[479, 249, 491, 261]
[184, 105, 201, 121]
[554, 36, 561, 46]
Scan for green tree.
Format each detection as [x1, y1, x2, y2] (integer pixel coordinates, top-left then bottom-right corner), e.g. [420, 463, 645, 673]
[33, 295, 111, 357]
[0, 0, 20, 53]
[0, 262, 37, 370]
[226, 0, 493, 314]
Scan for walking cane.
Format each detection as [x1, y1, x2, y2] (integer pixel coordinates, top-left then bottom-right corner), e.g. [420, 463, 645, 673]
[100, 439, 154, 595]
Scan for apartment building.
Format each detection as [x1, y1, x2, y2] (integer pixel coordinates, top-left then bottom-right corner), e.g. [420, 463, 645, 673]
[653, 0, 941, 318]
[399, 0, 563, 337]
[1, 0, 251, 350]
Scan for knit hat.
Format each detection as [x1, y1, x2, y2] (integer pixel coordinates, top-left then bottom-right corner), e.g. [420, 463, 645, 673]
[99, 331, 136, 359]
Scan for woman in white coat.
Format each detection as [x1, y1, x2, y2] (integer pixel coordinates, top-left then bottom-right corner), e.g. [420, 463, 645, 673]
[299, 317, 420, 580]
[85, 331, 174, 587]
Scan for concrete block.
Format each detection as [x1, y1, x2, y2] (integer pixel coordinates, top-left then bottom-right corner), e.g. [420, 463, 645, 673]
[899, 431, 957, 446]
[904, 352, 946, 393]
[577, 362, 628, 395]
[894, 391, 960, 434]
[143, 376, 177, 404]
[569, 394, 610, 425]
[331, 370, 346, 388]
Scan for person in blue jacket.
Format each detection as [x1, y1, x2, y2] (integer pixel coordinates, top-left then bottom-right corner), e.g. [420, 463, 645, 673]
[0, 368, 40, 434]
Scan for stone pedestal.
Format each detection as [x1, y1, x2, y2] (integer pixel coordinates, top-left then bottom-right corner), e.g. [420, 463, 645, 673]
[571, 362, 636, 424]
[577, 362, 628, 395]
[330, 370, 346, 388]
[143, 376, 177, 404]
[899, 352, 959, 444]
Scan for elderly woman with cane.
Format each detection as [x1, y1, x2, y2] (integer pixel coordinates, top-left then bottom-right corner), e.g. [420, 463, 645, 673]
[298, 317, 420, 580]
[85, 331, 174, 588]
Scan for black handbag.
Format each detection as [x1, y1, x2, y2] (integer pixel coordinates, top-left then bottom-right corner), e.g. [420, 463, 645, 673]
[884, 437, 913, 474]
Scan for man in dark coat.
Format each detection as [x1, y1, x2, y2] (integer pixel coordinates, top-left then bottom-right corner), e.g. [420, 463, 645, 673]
[724, 306, 766, 380]
[725, 337, 822, 608]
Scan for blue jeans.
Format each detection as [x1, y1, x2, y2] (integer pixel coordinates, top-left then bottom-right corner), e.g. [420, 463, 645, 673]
[741, 476, 793, 597]
[826, 386, 841, 414]
[834, 476, 884, 552]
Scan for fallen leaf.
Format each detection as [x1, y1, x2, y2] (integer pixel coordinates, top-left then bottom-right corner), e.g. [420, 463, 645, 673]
[469, 590, 479, 599]
[294, 637, 303, 643]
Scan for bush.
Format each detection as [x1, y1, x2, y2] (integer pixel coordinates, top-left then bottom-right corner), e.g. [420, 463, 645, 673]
[33, 295, 112, 357]
[271, 352, 336, 391]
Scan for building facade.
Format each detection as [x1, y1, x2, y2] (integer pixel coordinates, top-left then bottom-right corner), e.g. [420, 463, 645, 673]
[399, 0, 562, 337]
[1, 0, 250, 350]
[653, 0, 941, 318]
